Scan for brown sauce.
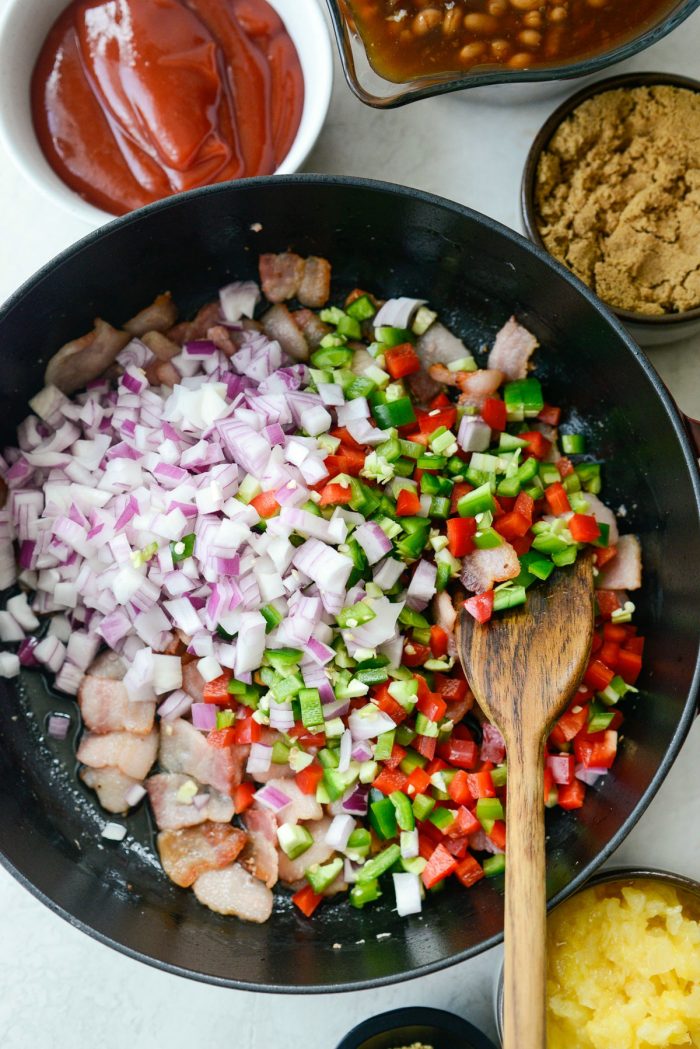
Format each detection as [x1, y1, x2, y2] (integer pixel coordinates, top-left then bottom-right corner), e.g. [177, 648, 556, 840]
[347, 0, 677, 82]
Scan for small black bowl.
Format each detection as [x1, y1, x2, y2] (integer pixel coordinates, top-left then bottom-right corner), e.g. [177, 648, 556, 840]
[521, 71, 700, 347]
[335, 1006, 498, 1049]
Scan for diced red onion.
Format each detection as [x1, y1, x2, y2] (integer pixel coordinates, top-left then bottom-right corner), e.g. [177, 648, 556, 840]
[346, 418, 391, 447]
[54, 661, 84, 695]
[17, 637, 39, 667]
[34, 635, 66, 673]
[349, 704, 396, 741]
[373, 297, 426, 330]
[0, 652, 20, 678]
[336, 398, 369, 426]
[191, 702, 217, 730]
[575, 763, 607, 785]
[247, 743, 273, 775]
[406, 559, 437, 611]
[254, 784, 291, 814]
[350, 739, 373, 763]
[458, 416, 491, 453]
[157, 689, 193, 722]
[47, 713, 71, 740]
[317, 383, 345, 407]
[354, 522, 392, 565]
[220, 280, 260, 322]
[400, 828, 419, 859]
[344, 858, 359, 884]
[6, 592, 40, 631]
[324, 813, 356, 850]
[480, 723, 506, 764]
[306, 637, 334, 665]
[341, 783, 369, 816]
[0, 611, 24, 642]
[337, 728, 353, 773]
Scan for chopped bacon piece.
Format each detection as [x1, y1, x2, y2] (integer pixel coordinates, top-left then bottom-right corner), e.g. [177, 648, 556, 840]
[124, 292, 178, 336]
[77, 728, 158, 781]
[241, 808, 279, 888]
[78, 675, 155, 736]
[261, 304, 309, 361]
[193, 863, 274, 922]
[146, 772, 234, 830]
[45, 318, 131, 395]
[79, 766, 141, 814]
[140, 330, 181, 361]
[297, 256, 332, 308]
[460, 543, 519, 593]
[157, 822, 246, 888]
[167, 301, 221, 345]
[159, 718, 247, 796]
[487, 316, 538, 381]
[596, 535, 642, 591]
[259, 252, 305, 302]
[292, 308, 330, 349]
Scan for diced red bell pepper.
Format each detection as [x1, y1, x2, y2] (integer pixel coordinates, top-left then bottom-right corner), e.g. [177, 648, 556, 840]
[557, 779, 586, 810]
[494, 511, 531, 541]
[538, 404, 561, 426]
[288, 722, 326, 748]
[466, 770, 496, 798]
[433, 675, 469, 703]
[488, 820, 507, 850]
[511, 533, 534, 556]
[422, 843, 458, 889]
[520, 430, 551, 460]
[430, 392, 452, 410]
[319, 482, 352, 507]
[450, 481, 474, 514]
[447, 769, 471, 805]
[233, 781, 256, 814]
[445, 804, 480, 838]
[599, 641, 620, 669]
[574, 729, 618, 769]
[405, 767, 432, 796]
[383, 742, 408, 770]
[596, 589, 621, 619]
[373, 766, 409, 795]
[438, 738, 478, 769]
[603, 622, 630, 643]
[617, 649, 642, 685]
[429, 625, 450, 659]
[384, 344, 421, 379]
[396, 488, 422, 516]
[417, 690, 447, 723]
[624, 635, 645, 656]
[568, 513, 601, 543]
[324, 445, 366, 477]
[418, 833, 436, 861]
[202, 672, 233, 704]
[446, 516, 477, 557]
[514, 491, 535, 524]
[250, 490, 280, 519]
[413, 734, 437, 760]
[584, 659, 615, 692]
[402, 641, 432, 668]
[595, 546, 618, 569]
[481, 397, 507, 431]
[556, 456, 575, 479]
[550, 703, 589, 745]
[464, 591, 494, 624]
[207, 727, 236, 749]
[232, 717, 261, 745]
[591, 634, 603, 654]
[292, 884, 324, 918]
[443, 836, 469, 859]
[373, 684, 409, 725]
[295, 762, 324, 795]
[425, 758, 448, 777]
[454, 853, 485, 888]
[546, 753, 574, 785]
[545, 481, 571, 516]
[419, 406, 457, 434]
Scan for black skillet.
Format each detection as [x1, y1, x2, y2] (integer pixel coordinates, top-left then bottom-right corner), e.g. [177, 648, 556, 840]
[0, 175, 698, 992]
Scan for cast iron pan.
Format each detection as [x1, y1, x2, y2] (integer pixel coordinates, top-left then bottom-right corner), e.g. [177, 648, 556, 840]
[0, 175, 698, 992]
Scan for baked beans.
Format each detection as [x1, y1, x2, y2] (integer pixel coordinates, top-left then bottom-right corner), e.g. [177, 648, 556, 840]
[347, 0, 676, 82]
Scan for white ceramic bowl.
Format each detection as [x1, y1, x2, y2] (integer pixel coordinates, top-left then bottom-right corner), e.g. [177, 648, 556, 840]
[0, 0, 333, 227]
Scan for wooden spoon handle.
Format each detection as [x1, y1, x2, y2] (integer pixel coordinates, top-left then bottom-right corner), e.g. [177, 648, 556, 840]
[502, 734, 547, 1049]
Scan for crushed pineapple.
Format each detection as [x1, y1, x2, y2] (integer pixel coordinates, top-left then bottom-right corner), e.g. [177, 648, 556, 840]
[546, 879, 700, 1049]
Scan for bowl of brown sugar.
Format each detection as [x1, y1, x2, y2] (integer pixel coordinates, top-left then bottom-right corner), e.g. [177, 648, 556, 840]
[521, 72, 700, 346]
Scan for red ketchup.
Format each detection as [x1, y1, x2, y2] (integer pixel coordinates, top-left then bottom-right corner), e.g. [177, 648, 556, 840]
[31, 0, 304, 215]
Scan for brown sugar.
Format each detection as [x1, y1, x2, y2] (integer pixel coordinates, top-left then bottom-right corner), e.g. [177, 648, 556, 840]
[534, 85, 700, 315]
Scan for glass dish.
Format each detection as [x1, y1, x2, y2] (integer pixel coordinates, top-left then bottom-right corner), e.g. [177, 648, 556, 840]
[324, 0, 700, 108]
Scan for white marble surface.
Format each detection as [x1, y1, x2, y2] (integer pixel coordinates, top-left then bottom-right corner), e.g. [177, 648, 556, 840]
[0, 2, 699, 1046]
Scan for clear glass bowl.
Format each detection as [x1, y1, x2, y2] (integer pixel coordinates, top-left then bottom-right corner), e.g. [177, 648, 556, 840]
[324, 0, 700, 108]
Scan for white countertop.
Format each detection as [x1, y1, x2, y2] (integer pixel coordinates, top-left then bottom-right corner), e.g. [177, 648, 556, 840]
[0, 4, 699, 1046]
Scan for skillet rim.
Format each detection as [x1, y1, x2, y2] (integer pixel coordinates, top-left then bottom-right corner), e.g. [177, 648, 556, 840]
[0, 173, 698, 993]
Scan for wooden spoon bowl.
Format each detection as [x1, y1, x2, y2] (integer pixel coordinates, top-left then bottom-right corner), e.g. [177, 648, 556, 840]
[457, 553, 595, 1048]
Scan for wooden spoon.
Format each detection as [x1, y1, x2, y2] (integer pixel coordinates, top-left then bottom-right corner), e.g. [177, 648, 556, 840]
[457, 553, 595, 1049]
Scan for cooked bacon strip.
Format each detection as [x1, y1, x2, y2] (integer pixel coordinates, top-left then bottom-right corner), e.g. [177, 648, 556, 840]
[79, 766, 141, 814]
[297, 256, 332, 308]
[259, 252, 305, 303]
[124, 292, 178, 336]
[278, 816, 335, 887]
[77, 728, 158, 780]
[144, 359, 180, 388]
[159, 718, 246, 796]
[488, 316, 538, 381]
[429, 363, 504, 407]
[45, 318, 131, 395]
[78, 675, 155, 736]
[140, 330, 181, 361]
[261, 304, 309, 361]
[596, 534, 642, 591]
[157, 823, 247, 888]
[409, 322, 472, 405]
[241, 808, 279, 888]
[167, 301, 221, 346]
[207, 324, 237, 357]
[460, 544, 519, 593]
[193, 863, 274, 922]
[292, 308, 330, 350]
[146, 772, 234, 830]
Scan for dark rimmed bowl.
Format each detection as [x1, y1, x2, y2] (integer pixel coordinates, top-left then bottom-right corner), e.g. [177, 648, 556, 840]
[494, 866, 700, 1042]
[336, 1006, 498, 1049]
[521, 71, 700, 347]
[325, 0, 700, 108]
[0, 175, 699, 992]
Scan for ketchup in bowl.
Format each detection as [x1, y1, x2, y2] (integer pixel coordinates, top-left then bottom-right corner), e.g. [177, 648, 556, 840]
[31, 0, 304, 215]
